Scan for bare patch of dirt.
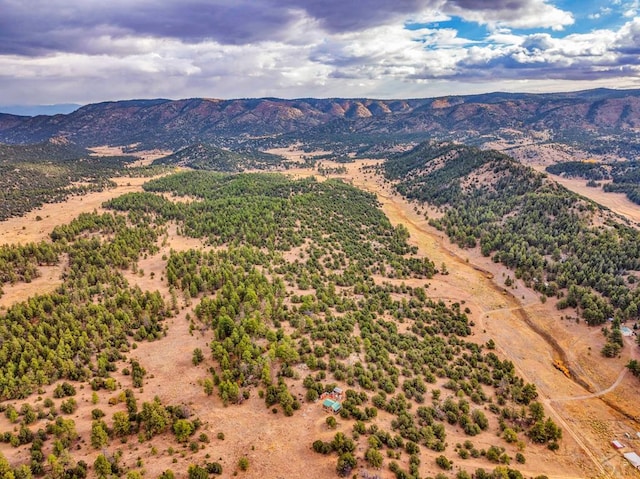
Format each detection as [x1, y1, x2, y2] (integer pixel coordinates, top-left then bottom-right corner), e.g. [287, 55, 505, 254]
[0, 262, 65, 310]
[90, 146, 172, 167]
[0, 177, 153, 246]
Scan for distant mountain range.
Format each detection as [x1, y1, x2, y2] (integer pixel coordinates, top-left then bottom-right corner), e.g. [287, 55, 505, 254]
[0, 104, 82, 116]
[0, 89, 639, 156]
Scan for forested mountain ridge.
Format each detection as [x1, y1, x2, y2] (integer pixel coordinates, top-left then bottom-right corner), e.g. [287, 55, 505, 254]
[1, 89, 639, 154]
[384, 142, 640, 353]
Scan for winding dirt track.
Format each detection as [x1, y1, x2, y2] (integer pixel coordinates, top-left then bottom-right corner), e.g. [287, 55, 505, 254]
[557, 335, 640, 402]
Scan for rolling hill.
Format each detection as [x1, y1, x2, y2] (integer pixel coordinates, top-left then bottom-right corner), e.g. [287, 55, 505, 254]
[152, 143, 285, 172]
[384, 141, 640, 333]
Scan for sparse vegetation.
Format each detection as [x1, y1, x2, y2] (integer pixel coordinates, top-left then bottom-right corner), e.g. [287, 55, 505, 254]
[0, 166, 584, 478]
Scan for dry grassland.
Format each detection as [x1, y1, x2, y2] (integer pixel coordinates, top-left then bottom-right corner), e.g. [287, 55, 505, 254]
[1, 150, 639, 479]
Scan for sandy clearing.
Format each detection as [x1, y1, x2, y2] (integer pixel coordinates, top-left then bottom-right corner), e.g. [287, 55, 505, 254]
[0, 262, 65, 310]
[89, 146, 172, 167]
[0, 177, 153, 246]
[0, 176, 161, 308]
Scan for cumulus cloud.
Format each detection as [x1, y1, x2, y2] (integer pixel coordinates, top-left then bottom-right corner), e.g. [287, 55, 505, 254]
[522, 34, 555, 52]
[445, 0, 574, 30]
[413, 20, 639, 82]
[614, 17, 640, 53]
[0, 0, 638, 104]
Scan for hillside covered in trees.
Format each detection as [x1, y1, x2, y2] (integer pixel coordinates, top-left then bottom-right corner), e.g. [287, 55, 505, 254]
[152, 144, 285, 172]
[0, 172, 564, 479]
[384, 142, 640, 357]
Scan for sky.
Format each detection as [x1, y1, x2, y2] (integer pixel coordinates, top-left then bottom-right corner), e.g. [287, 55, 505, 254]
[1, 0, 640, 108]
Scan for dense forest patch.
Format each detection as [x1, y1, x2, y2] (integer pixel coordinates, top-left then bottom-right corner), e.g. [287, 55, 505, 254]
[152, 144, 286, 172]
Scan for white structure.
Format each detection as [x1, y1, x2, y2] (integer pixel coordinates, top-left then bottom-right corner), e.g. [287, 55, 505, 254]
[623, 452, 640, 470]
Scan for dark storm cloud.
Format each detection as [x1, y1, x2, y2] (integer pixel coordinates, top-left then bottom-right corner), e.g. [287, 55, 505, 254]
[449, 0, 538, 16]
[0, 0, 304, 56]
[0, 0, 416, 56]
[0, 0, 573, 57]
[113, 2, 298, 44]
[279, 0, 433, 32]
[279, 0, 570, 32]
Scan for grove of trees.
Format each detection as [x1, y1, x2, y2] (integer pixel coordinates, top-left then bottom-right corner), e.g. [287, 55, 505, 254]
[0, 170, 566, 478]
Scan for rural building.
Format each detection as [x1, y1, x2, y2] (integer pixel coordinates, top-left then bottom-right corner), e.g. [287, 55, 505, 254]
[322, 398, 341, 413]
[612, 440, 625, 450]
[623, 452, 640, 470]
[320, 387, 344, 402]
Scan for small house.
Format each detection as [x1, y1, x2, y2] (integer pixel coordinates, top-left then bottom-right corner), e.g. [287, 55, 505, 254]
[612, 440, 625, 450]
[333, 387, 343, 399]
[322, 398, 341, 414]
[322, 398, 335, 412]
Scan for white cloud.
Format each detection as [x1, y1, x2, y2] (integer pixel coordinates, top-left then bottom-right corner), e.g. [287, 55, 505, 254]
[622, 0, 639, 17]
[406, 9, 451, 24]
[444, 0, 574, 31]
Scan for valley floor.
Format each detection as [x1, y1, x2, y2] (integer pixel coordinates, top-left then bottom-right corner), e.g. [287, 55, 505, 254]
[0, 154, 639, 479]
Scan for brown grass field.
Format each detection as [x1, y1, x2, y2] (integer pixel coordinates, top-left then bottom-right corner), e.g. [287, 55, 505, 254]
[0, 149, 639, 479]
